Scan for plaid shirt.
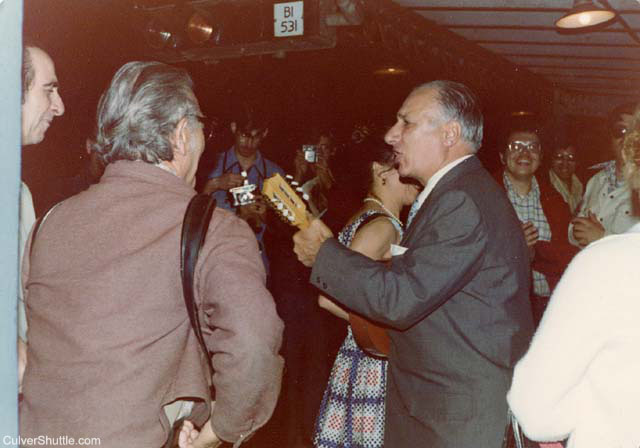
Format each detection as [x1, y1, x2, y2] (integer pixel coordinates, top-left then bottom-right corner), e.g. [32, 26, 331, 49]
[503, 173, 552, 297]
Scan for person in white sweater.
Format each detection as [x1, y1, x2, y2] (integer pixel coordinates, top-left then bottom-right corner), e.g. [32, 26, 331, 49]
[508, 107, 640, 448]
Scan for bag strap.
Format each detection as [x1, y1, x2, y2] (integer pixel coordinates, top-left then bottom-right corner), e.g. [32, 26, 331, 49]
[180, 193, 216, 378]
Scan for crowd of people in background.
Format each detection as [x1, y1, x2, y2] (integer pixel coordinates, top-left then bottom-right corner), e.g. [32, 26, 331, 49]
[15, 42, 640, 448]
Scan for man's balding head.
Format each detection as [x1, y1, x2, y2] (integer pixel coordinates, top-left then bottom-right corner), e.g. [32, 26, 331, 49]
[21, 46, 64, 146]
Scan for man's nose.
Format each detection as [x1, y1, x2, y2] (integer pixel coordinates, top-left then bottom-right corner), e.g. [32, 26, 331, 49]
[51, 92, 65, 116]
[385, 124, 399, 145]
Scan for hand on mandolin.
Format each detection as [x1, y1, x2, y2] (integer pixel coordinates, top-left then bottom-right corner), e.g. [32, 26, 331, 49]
[293, 218, 333, 267]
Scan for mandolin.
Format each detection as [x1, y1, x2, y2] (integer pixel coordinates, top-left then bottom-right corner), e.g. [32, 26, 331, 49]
[262, 173, 390, 357]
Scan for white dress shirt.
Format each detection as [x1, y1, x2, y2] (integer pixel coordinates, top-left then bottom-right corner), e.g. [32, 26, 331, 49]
[409, 154, 473, 221]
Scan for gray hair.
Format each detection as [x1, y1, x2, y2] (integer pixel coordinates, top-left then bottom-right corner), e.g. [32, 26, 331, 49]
[412, 80, 484, 151]
[92, 61, 200, 165]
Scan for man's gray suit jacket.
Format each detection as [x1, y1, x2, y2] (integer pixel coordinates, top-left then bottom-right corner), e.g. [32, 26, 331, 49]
[311, 156, 534, 448]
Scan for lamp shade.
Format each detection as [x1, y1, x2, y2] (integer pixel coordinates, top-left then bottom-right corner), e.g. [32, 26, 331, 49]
[555, 0, 616, 29]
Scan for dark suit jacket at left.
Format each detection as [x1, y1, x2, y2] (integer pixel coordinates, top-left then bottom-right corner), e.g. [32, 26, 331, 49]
[311, 156, 534, 448]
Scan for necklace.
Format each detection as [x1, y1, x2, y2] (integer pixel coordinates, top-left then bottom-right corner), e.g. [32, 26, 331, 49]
[363, 197, 403, 226]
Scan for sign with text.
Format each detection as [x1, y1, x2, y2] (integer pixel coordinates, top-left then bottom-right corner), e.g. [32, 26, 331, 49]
[274, 1, 304, 37]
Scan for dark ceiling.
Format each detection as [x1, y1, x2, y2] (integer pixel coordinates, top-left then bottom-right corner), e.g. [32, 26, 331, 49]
[22, 0, 623, 214]
[397, 0, 640, 115]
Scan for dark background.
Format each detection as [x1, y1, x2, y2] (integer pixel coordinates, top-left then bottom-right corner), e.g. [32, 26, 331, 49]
[22, 0, 612, 215]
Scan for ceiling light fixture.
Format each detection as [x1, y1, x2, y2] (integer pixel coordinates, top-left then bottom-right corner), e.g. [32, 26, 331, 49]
[186, 10, 215, 45]
[373, 66, 407, 76]
[555, 0, 617, 29]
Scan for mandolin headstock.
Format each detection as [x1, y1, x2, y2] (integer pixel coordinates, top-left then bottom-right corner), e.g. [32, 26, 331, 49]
[262, 173, 310, 230]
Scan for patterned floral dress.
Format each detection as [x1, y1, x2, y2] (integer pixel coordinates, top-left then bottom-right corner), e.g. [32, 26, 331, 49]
[313, 209, 402, 448]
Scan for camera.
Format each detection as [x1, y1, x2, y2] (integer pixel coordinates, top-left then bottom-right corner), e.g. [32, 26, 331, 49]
[302, 145, 317, 163]
[229, 184, 257, 206]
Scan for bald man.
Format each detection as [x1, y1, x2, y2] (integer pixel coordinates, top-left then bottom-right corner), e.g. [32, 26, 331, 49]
[18, 44, 65, 388]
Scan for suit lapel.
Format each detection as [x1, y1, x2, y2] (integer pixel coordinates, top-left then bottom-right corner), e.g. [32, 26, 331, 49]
[401, 156, 482, 245]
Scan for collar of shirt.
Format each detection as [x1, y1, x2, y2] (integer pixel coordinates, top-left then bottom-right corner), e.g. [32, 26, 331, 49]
[413, 155, 473, 212]
[223, 146, 267, 180]
[503, 171, 541, 203]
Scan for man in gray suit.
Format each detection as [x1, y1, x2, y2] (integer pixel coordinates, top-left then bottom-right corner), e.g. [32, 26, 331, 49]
[294, 80, 534, 447]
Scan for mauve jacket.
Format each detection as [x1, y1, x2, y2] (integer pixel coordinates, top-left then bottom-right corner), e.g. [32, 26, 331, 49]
[20, 160, 284, 447]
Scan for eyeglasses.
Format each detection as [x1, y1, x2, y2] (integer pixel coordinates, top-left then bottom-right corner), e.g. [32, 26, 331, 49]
[610, 124, 629, 140]
[237, 130, 265, 140]
[507, 141, 541, 155]
[553, 153, 576, 162]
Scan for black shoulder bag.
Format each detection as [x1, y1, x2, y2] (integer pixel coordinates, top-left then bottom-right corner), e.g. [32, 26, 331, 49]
[164, 193, 217, 448]
[180, 193, 217, 379]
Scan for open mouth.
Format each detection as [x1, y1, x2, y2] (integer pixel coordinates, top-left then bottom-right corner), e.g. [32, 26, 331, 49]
[392, 151, 402, 166]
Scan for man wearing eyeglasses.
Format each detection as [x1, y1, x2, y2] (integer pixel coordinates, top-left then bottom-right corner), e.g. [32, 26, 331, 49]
[569, 103, 640, 247]
[20, 61, 284, 448]
[202, 102, 284, 274]
[497, 123, 577, 326]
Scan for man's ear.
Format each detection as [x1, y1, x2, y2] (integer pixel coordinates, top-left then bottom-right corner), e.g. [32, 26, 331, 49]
[261, 128, 269, 139]
[443, 120, 462, 147]
[172, 117, 190, 157]
[499, 152, 506, 165]
[230, 122, 237, 134]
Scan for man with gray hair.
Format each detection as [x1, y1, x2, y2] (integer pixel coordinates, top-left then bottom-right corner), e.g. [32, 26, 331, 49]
[294, 81, 533, 447]
[20, 61, 283, 448]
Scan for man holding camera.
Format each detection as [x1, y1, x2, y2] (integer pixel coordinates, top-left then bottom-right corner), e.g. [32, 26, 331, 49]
[202, 102, 284, 274]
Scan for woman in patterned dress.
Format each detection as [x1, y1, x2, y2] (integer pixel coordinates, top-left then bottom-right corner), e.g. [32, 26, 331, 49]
[313, 138, 419, 448]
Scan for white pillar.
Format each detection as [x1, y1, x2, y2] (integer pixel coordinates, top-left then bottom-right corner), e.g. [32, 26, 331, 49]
[0, 0, 23, 445]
